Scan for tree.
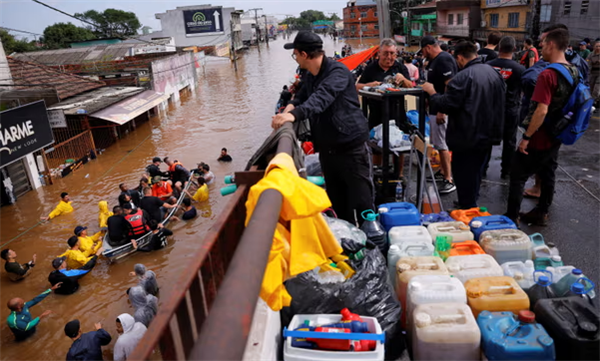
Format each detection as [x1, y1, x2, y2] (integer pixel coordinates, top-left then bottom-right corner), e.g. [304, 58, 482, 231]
[329, 14, 341, 21]
[41, 23, 96, 49]
[75, 8, 141, 38]
[0, 30, 37, 54]
[299, 10, 328, 24]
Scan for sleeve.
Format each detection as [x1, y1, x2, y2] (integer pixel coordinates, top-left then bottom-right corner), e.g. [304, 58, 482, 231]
[429, 75, 469, 114]
[66, 349, 74, 361]
[531, 70, 557, 106]
[290, 80, 309, 107]
[62, 269, 91, 278]
[75, 252, 94, 268]
[163, 228, 174, 237]
[91, 232, 102, 242]
[6, 262, 29, 276]
[290, 67, 351, 121]
[47, 205, 62, 219]
[358, 65, 374, 84]
[166, 183, 173, 194]
[12, 314, 40, 332]
[25, 289, 52, 308]
[439, 56, 457, 82]
[400, 64, 410, 79]
[95, 329, 112, 346]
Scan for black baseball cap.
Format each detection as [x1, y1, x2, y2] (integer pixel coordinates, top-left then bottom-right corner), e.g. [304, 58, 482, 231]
[152, 157, 162, 163]
[419, 35, 437, 51]
[52, 257, 66, 269]
[64, 320, 80, 338]
[284, 31, 323, 51]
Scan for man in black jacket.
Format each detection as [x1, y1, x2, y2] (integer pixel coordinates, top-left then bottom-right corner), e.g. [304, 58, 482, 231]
[48, 257, 90, 295]
[273, 31, 373, 224]
[146, 157, 168, 183]
[65, 320, 111, 361]
[423, 40, 506, 209]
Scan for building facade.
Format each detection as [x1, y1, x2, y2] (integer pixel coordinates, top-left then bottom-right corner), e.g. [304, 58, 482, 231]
[474, 0, 532, 43]
[436, 0, 482, 41]
[539, 0, 599, 44]
[343, 0, 380, 39]
[409, 1, 437, 44]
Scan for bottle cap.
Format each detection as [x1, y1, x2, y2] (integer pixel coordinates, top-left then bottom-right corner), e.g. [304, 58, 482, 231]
[571, 283, 585, 295]
[518, 310, 536, 323]
[378, 207, 388, 213]
[447, 264, 460, 273]
[415, 313, 432, 328]
[513, 271, 524, 280]
[547, 242, 556, 248]
[458, 223, 470, 230]
[479, 207, 488, 212]
[471, 220, 482, 228]
[537, 275, 551, 286]
[572, 268, 582, 275]
[551, 255, 562, 262]
[397, 263, 411, 273]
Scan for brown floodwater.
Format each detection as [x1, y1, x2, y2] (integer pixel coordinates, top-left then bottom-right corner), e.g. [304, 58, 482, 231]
[0, 35, 379, 360]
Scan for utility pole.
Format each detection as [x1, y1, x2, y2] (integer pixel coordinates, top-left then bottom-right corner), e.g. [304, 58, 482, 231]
[263, 15, 269, 46]
[530, 0, 542, 43]
[230, 20, 238, 72]
[249, 8, 263, 52]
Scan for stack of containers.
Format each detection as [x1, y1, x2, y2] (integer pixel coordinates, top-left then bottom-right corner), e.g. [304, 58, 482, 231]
[427, 222, 474, 243]
[387, 226, 433, 289]
[464, 276, 530, 318]
[529, 232, 565, 270]
[444, 254, 503, 284]
[405, 275, 466, 331]
[478, 229, 532, 265]
[469, 215, 517, 242]
[412, 303, 481, 361]
[377, 202, 421, 232]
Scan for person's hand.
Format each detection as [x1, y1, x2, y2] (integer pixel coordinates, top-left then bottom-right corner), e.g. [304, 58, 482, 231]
[40, 216, 49, 222]
[271, 112, 295, 129]
[422, 82, 436, 95]
[131, 240, 138, 249]
[51, 282, 63, 291]
[32, 254, 37, 264]
[96, 248, 104, 256]
[367, 81, 381, 87]
[436, 113, 446, 125]
[518, 139, 529, 155]
[95, 322, 102, 330]
[129, 271, 136, 277]
[394, 74, 406, 86]
[157, 223, 164, 229]
[40, 310, 53, 319]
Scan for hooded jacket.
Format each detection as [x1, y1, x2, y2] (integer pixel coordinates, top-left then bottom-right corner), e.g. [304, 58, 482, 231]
[98, 201, 113, 229]
[47, 200, 73, 219]
[430, 57, 506, 152]
[134, 264, 159, 296]
[114, 313, 147, 361]
[128, 286, 158, 327]
[66, 329, 112, 361]
[78, 232, 103, 257]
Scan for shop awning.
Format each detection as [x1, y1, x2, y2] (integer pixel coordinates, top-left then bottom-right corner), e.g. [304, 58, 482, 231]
[90, 90, 169, 125]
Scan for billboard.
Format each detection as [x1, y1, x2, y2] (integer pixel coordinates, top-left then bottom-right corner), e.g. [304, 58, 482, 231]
[1, 101, 55, 168]
[183, 8, 224, 35]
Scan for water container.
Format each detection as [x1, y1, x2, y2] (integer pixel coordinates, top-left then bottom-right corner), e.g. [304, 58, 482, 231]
[387, 245, 402, 290]
[360, 210, 387, 255]
[412, 303, 480, 361]
[406, 275, 466, 331]
[388, 226, 432, 247]
[478, 310, 555, 361]
[534, 255, 564, 270]
[546, 265, 576, 283]
[427, 222, 474, 243]
[501, 260, 536, 290]
[534, 297, 600, 360]
[396, 240, 434, 259]
[445, 254, 503, 284]
[551, 268, 596, 298]
[420, 212, 454, 226]
[465, 276, 530, 318]
[527, 275, 555, 309]
[469, 215, 517, 241]
[396, 256, 449, 326]
[450, 207, 491, 225]
[377, 202, 421, 232]
[449, 241, 485, 257]
[529, 233, 560, 259]
[479, 229, 532, 264]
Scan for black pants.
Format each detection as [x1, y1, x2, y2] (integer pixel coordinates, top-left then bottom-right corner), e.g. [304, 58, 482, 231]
[506, 143, 561, 219]
[483, 108, 519, 175]
[452, 147, 491, 209]
[319, 143, 375, 225]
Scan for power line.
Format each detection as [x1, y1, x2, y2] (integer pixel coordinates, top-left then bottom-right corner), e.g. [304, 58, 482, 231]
[31, 0, 98, 28]
[0, 27, 42, 36]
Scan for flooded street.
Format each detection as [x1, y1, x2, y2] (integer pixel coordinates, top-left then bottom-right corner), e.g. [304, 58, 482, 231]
[0, 35, 377, 360]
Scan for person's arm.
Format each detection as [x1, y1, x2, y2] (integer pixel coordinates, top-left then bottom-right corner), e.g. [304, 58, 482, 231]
[74, 252, 94, 268]
[113, 339, 126, 361]
[61, 268, 91, 278]
[289, 79, 309, 107]
[94, 327, 112, 346]
[518, 103, 548, 155]
[424, 76, 468, 115]
[162, 228, 174, 237]
[24, 289, 52, 308]
[91, 231, 103, 242]
[177, 165, 191, 178]
[46, 205, 63, 220]
[355, 66, 381, 90]
[6, 262, 30, 276]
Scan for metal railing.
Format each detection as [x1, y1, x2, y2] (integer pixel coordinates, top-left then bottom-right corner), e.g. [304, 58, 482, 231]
[129, 123, 295, 360]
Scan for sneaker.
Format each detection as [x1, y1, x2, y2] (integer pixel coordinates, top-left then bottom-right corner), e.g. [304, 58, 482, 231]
[438, 179, 456, 194]
[427, 172, 445, 182]
[519, 208, 548, 226]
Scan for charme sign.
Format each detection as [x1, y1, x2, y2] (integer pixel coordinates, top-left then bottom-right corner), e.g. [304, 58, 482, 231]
[183, 8, 224, 35]
[0, 101, 54, 168]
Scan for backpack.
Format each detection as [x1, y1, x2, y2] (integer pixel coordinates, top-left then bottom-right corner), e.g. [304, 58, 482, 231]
[546, 63, 593, 145]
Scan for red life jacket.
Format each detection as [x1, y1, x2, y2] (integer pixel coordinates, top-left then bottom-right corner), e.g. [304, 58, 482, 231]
[520, 47, 539, 66]
[124, 209, 149, 237]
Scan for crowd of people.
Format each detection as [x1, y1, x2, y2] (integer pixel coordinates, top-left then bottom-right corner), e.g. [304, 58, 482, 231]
[274, 25, 595, 227]
[3, 148, 234, 358]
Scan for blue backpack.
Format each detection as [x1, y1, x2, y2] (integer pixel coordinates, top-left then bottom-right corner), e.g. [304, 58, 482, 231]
[546, 64, 593, 145]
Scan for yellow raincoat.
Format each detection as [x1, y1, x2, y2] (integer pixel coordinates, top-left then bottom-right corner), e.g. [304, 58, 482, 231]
[192, 184, 209, 202]
[98, 201, 113, 228]
[58, 249, 94, 270]
[78, 232, 103, 257]
[47, 200, 73, 219]
[245, 153, 342, 311]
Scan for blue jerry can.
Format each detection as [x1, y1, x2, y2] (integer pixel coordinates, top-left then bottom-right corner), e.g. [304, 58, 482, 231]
[377, 202, 421, 232]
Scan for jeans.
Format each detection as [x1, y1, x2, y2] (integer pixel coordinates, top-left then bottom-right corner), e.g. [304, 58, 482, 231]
[506, 143, 561, 218]
[452, 147, 491, 209]
[319, 143, 375, 225]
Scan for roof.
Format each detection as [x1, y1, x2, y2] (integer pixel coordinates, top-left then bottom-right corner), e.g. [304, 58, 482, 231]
[409, 1, 437, 10]
[5, 57, 105, 100]
[10, 40, 175, 67]
[47, 87, 145, 115]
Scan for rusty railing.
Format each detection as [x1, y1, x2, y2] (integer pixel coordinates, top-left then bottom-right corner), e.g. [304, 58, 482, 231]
[44, 130, 95, 170]
[129, 124, 295, 360]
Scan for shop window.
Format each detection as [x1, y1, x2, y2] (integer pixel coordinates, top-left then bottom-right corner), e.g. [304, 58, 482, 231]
[490, 14, 499, 28]
[508, 13, 519, 28]
[540, 4, 552, 22]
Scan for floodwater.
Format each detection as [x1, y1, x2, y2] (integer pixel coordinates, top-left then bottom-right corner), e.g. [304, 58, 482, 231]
[0, 35, 379, 360]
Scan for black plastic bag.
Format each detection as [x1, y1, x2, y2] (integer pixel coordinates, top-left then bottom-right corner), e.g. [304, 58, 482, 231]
[282, 248, 404, 359]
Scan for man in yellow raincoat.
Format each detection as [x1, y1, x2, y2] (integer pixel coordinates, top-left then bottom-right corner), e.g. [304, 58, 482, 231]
[59, 236, 102, 270]
[98, 201, 113, 229]
[74, 226, 103, 257]
[41, 192, 73, 221]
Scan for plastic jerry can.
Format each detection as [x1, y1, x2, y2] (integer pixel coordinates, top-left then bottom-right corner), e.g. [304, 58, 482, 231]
[449, 240, 485, 257]
[396, 256, 449, 326]
[479, 229, 532, 264]
[406, 275, 466, 331]
[388, 226, 432, 247]
[545, 265, 575, 284]
[469, 215, 517, 241]
[534, 255, 564, 270]
[450, 206, 491, 225]
[360, 210, 388, 255]
[412, 303, 481, 361]
[465, 276, 529, 318]
[427, 222, 474, 243]
[377, 202, 421, 232]
[552, 268, 596, 298]
[527, 275, 555, 309]
[501, 260, 536, 290]
[534, 297, 600, 360]
[387, 243, 435, 290]
[478, 310, 555, 361]
[387, 245, 402, 290]
[420, 211, 454, 226]
[445, 254, 503, 284]
[529, 233, 560, 259]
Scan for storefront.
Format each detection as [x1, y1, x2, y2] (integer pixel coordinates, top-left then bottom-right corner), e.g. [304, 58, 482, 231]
[0, 101, 54, 205]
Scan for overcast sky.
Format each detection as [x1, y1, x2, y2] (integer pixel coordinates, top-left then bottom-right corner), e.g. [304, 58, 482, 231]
[1, 0, 349, 40]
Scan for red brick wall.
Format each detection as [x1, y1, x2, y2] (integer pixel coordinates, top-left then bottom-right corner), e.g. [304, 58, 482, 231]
[343, 4, 379, 38]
